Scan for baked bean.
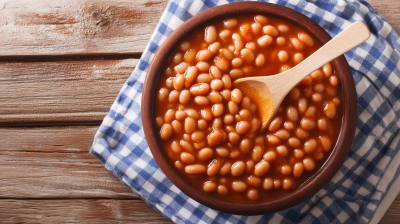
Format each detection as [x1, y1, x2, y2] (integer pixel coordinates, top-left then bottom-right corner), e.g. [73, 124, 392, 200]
[318, 118, 328, 131]
[252, 145, 264, 162]
[196, 73, 212, 84]
[214, 56, 229, 71]
[295, 128, 308, 139]
[185, 164, 206, 174]
[244, 42, 256, 52]
[184, 49, 196, 63]
[232, 33, 244, 55]
[263, 25, 278, 36]
[300, 118, 315, 131]
[210, 79, 224, 91]
[274, 179, 281, 189]
[268, 117, 282, 132]
[231, 161, 245, 176]
[180, 41, 190, 51]
[246, 160, 255, 173]
[203, 181, 217, 192]
[175, 110, 187, 120]
[297, 97, 308, 114]
[230, 149, 241, 159]
[209, 42, 221, 55]
[231, 89, 243, 104]
[236, 121, 250, 135]
[239, 138, 251, 153]
[227, 101, 238, 115]
[322, 63, 333, 77]
[320, 135, 332, 152]
[310, 69, 323, 81]
[298, 32, 314, 47]
[263, 151, 276, 162]
[208, 129, 223, 146]
[219, 29, 231, 39]
[324, 101, 337, 119]
[305, 106, 316, 118]
[293, 53, 304, 64]
[171, 120, 182, 133]
[212, 118, 222, 129]
[196, 50, 212, 61]
[208, 90, 222, 103]
[239, 109, 252, 121]
[304, 139, 317, 153]
[215, 147, 228, 158]
[278, 50, 289, 62]
[277, 24, 289, 33]
[301, 76, 313, 86]
[281, 165, 292, 175]
[173, 74, 184, 91]
[218, 162, 231, 176]
[190, 83, 210, 96]
[314, 151, 324, 160]
[196, 62, 210, 73]
[326, 87, 338, 97]
[158, 88, 170, 102]
[247, 176, 261, 187]
[230, 69, 244, 79]
[185, 108, 199, 119]
[179, 90, 191, 104]
[232, 181, 247, 192]
[280, 64, 291, 73]
[184, 117, 196, 134]
[313, 84, 324, 93]
[194, 96, 209, 105]
[275, 129, 290, 140]
[267, 135, 280, 145]
[191, 131, 205, 143]
[263, 177, 274, 190]
[290, 37, 304, 50]
[197, 119, 207, 130]
[255, 15, 268, 24]
[247, 189, 259, 200]
[303, 157, 315, 171]
[293, 162, 304, 178]
[287, 106, 298, 122]
[181, 152, 195, 164]
[276, 36, 286, 46]
[284, 121, 294, 131]
[257, 35, 273, 47]
[160, 124, 173, 140]
[181, 140, 194, 152]
[205, 26, 217, 44]
[232, 58, 243, 67]
[276, 145, 288, 157]
[223, 114, 234, 125]
[251, 22, 262, 35]
[174, 62, 190, 74]
[207, 159, 222, 176]
[282, 179, 293, 190]
[254, 161, 270, 176]
[228, 132, 240, 144]
[175, 161, 184, 170]
[254, 53, 265, 67]
[312, 93, 323, 102]
[220, 75, 231, 90]
[224, 18, 238, 28]
[217, 185, 228, 195]
[166, 77, 174, 88]
[220, 48, 234, 60]
[194, 141, 206, 150]
[288, 137, 301, 148]
[164, 109, 176, 123]
[293, 149, 304, 159]
[212, 104, 224, 117]
[254, 136, 264, 145]
[330, 75, 339, 87]
[241, 48, 255, 63]
[156, 116, 163, 128]
[289, 87, 300, 100]
[220, 90, 230, 103]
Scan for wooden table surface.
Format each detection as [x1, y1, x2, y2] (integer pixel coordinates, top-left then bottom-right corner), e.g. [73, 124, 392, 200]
[0, 0, 399, 223]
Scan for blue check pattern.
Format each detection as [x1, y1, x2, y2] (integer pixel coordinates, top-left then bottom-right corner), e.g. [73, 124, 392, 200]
[90, 0, 400, 223]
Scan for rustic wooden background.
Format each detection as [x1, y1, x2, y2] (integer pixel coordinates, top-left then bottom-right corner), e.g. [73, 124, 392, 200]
[0, 0, 399, 223]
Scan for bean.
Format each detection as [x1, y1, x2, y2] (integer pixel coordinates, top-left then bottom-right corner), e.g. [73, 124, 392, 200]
[253, 53, 266, 67]
[212, 118, 222, 129]
[239, 109, 252, 121]
[190, 83, 210, 96]
[203, 181, 217, 193]
[282, 178, 293, 190]
[281, 165, 292, 175]
[277, 24, 289, 33]
[239, 138, 251, 153]
[287, 106, 298, 122]
[175, 110, 187, 120]
[171, 120, 182, 133]
[246, 160, 255, 173]
[276, 145, 288, 157]
[247, 176, 261, 188]
[170, 141, 182, 154]
[303, 157, 315, 171]
[158, 88, 169, 102]
[210, 79, 223, 91]
[207, 91, 222, 104]
[219, 162, 232, 175]
[284, 121, 294, 131]
[289, 87, 300, 100]
[247, 189, 259, 200]
[275, 129, 290, 140]
[274, 179, 281, 189]
[212, 103, 224, 117]
[318, 118, 328, 131]
[310, 69, 323, 81]
[198, 119, 207, 130]
[196, 62, 210, 73]
[301, 76, 313, 86]
[326, 86, 337, 97]
[191, 131, 205, 143]
[232, 58, 243, 67]
[304, 139, 317, 153]
[208, 129, 224, 146]
[226, 102, 238, 115]
[322, 63, 333, 77]
[229, 69, 244, 79]
[314, 151, 324, 160]
[296, 98, 307, 114]
[232, 181, 247, 193]
[268, 117, 282, 132]
[295, 128, 309, 139]
[301, 118, 316, 131]
[160, 124, 173, 140]
[294, 149, 304, 159]
[293, 162, 304, 178]
[263, 151, 276, 162]
[219, 29, 231, 39]
[251, 22, 262, 35]
[179, 90, 191, 104]
[247, 117, 260, 138]
[231, 89, 243, 104]
[228, 132, 240, 144]
[320, 135, 332, 152]
[221, 90, 231, 102]
[214, 56, 229, 71]
[255, 15, 268, 24]
[324, 101, 337, 119]
[252, 145, 264, 162]
[175, 161, 184, 170]
[230, 161, 245, 177]
[313, 84, 324, 94]
[166, 77, 174, 88]
[241, 48, 255, 63]
[185, 108, 199, 119]
[155, 116, 163, 128]
[257, 35, 273, 47]
[280, 64, 291, 73]
[298, 32, 314, 47]
[330, 75, 339, 87]
[194, 96, 209, 106]
[217, 185, 228, 195]
[204, 26, 217, 44]
[185, 164, 206, 174]
[312, 93, 323, 103]
[232, 33, 243, 55]
[291, 37, 304, 50]
[196, 73, 212, 83]
[164, 109, 175, 123]
[293, 53, 304, 64]
[224, 18, 238, 28]
[263, 25, 278, 36]
[278, 50, 289, 62]
[207, 159, 222, 176]
[196, 50, 212, 61]
[174, 62, 190, 74]
[183, 134, 191, 141]
[216, 147, 229, 157]
[276, 36, 286, 46]
[184, 117, 196, 134]
[305, 106, 316, 118]
[236, 121, 250, 135]
[240, 24, 252, 39]
[230, 149, 241, 158]
[288, 137, 301, 148]
[173, 74, 184, 91]
[263, 177, 274, 190]
[179, 41, 190, 52]
[267, 135, 280, 145]
[209, 65, 222, 79]
[173, 53, 183, 65]
[222, 114, 233, 125]
[254, 161, 270, 176]
[180, 140, 194, 152]
[181, 152, 195, 164]
[209, 42, 220, 55]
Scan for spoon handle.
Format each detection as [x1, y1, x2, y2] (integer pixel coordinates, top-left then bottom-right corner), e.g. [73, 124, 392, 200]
[286, 21, 370, 85]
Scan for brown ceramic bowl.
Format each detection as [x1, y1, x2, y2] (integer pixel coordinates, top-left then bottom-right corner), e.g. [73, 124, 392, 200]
[142, 2, 357, 215]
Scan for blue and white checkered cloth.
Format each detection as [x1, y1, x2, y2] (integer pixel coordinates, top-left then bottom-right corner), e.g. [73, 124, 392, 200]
[90, 0, 400, 223]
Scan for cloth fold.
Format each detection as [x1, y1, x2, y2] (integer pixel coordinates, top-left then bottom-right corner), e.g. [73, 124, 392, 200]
[91, 0, 400, 223]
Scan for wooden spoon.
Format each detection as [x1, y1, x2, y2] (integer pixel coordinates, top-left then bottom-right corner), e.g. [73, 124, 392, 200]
[233, 21, 370, 132]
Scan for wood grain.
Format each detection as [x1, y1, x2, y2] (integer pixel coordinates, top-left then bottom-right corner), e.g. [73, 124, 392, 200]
[0, 0, 168, 56]
[0, 199, 172, 224]
[368, 0, 400, 34]
[379, 194, 400, 224]
[0, 58, 137, 125]
[0, 126, 135, 199]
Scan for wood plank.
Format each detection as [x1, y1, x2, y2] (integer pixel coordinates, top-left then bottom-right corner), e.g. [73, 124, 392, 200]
[368, 0, 400, 35]
[0, 126, 136, 199]
[379, 194, 400, 224]
[0, 199, 172, 223]
[0, 58, 137, 125]
[0, 0, 168, 56]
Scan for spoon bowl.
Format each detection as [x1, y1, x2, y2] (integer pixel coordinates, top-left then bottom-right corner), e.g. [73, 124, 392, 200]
[233, 21, 370, 131]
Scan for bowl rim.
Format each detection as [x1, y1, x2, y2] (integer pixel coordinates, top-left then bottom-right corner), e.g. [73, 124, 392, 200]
[142, 2, 357, 215]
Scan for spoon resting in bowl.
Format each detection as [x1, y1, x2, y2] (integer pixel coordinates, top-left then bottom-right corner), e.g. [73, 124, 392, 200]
[233, 21, 370, 132]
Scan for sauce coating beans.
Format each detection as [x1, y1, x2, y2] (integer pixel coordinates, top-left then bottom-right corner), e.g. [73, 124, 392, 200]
[155, 14, 343, 203]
